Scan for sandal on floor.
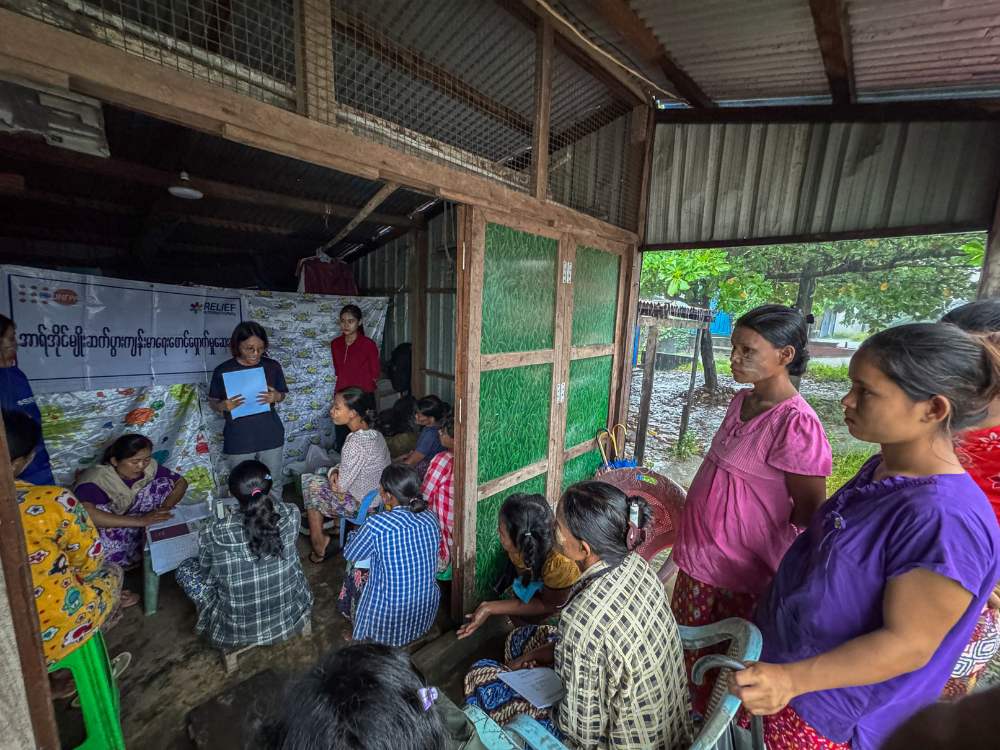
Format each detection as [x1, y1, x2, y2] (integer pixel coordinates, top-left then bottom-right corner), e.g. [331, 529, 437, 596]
[307, 542, 335, 564]
[120, 590, 141, 608]
[69, 652, 132, 708]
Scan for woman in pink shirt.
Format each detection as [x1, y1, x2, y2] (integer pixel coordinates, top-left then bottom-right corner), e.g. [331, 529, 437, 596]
[671, 304, 832, 714]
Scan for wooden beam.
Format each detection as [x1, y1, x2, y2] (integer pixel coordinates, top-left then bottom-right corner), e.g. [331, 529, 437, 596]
[480, 348, 554, 371]
[498, 0, 646, 106]
[633, 322, 658, 466]
[411, 229, 429, 396]
[478, 459, 549, 502]
[332, 11, 531, 135]
[546, 234, 575, 504]
[0, 9, 636, 246]
[0, 138, 416, 229]
[642, 222, 989, 252]
[531, 18, 553, 202]
[295, 0, 335, 123]
[582, 0, 713, 108]
[655, 101, 1000, 125]
[321, 182, 399, 255]
[0, 413, 60, 749]
[808, 0, 855, 106]
[979, 190, 1000, 298]
[635, 106, 655, 240]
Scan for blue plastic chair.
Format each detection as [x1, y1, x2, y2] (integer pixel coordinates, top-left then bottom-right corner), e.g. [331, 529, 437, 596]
[680, 618, 764, 750]
[339, 489, 380, 549]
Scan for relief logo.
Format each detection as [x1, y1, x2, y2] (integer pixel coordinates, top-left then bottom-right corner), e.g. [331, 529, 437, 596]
[53, 289, 79, 306]
[191, 300, 236, 315]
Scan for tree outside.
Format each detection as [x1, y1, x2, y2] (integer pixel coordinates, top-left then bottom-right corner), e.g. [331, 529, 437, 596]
[632, 232, 986, 492]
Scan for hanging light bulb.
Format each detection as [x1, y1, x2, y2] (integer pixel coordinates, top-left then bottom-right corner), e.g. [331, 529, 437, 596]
[167, 171, 204, 200]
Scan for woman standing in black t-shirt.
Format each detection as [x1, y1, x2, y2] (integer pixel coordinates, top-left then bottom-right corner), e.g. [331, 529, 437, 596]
[208, 322, 289, 498]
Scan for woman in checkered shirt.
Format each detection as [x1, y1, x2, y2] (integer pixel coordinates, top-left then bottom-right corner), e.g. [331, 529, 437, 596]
[465, 481, 691, 749]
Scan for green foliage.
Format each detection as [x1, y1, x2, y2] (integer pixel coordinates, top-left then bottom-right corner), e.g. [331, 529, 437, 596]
[828, 444, 877, 495]
[803, 363, 850, 384]
[641, 233, 985, 333]
[672, 431, 703, 459]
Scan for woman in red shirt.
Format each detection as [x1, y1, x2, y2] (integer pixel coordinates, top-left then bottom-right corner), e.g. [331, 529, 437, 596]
[940, 299, 1000, 697]
[331, 304, 380, 452]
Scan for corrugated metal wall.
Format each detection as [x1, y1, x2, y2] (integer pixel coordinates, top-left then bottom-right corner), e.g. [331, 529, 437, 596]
[352, 209, 456, 402]
[354, 235, 411, 354]
[646, 120, 1000, 247]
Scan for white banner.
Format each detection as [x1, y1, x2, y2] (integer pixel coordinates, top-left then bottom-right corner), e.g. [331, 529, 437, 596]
[1, 266, 242, 394]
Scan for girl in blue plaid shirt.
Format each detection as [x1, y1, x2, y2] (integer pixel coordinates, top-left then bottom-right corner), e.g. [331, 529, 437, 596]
[339, 463, 440, 646]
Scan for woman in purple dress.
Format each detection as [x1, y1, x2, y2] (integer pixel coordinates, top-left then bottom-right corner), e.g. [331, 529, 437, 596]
[74, 434, 187, 570]
[731, 323, 1000, 750]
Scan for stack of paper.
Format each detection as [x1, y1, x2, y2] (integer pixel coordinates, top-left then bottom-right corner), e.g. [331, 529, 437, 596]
[498, 668, 565, 709]
[147, 501, 212, 574]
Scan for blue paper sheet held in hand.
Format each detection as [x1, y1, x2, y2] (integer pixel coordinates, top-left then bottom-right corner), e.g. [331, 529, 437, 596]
[222, 367, 271, 419]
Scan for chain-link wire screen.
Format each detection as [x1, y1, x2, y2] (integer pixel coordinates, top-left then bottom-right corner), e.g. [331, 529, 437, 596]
[547, 45, 641, 230]
[4, 0, 297, 109]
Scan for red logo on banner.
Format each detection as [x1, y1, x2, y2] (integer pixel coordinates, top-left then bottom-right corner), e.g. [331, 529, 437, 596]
[53, 288, 78, 306]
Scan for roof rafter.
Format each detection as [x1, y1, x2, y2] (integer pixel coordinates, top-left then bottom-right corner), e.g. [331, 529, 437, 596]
[580, 0, 714, 108]
[317, 181, 399, 256]
[808, 0, 856, 106]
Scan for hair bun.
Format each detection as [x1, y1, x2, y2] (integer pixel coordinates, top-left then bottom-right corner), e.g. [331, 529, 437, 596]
[805, 313, 816, 325]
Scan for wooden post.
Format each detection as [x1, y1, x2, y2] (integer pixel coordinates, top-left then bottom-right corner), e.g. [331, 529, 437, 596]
[678, 327, 703, 444]
[410, 229, 429, 397]
[295, 0, 336, 124]
[530, 18, 553, 202]
[546, 235, 576, 504]
[615, 246, 642, 428]
[633, 323, 659, 466]
[0, 414, 60, 748]
[979, 190, 1000, 298]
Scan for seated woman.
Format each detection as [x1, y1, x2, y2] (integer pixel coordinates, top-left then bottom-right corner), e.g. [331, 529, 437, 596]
[338, 464, 440, 646]
[5, 410, 131, 679]
[176, 460, 312, 650]
[465, 481, 692, 749]
[732, 323, 1000, 750]
[400, 395, 450, 476]
[262, 642, 497, 750]
[457, 492, 579, 640]
[421, 416, 455, 572]
[302, 388, 391, 563]
[74, 433, 186, 570]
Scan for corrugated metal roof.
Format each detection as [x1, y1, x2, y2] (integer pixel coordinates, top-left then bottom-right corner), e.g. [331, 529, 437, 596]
[645, 120, 1000, 246]
[849, 0, 1000, 98]
[631, 0, 830, 102]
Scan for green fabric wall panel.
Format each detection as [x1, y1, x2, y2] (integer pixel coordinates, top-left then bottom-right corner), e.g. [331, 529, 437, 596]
[571, 245, 620, 346]
[564, 355, 612, 449]
[475, 473, 548, 600]
[561, 450, 603, 490]
[478, 364, 552, 485]
[481, 223, 558, 355]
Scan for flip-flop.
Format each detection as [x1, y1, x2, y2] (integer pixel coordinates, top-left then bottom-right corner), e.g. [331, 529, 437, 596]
[307, 544, 335, 564]
[69, 652, 132, 707]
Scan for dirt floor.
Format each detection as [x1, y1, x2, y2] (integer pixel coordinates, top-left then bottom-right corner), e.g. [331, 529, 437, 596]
[53, 511, 506, 749]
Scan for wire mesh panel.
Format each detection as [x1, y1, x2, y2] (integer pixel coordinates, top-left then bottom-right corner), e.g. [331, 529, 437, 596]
[547, 46, 641, 229]
[5, 0, 297, 109]
[330, 0, 536, 192]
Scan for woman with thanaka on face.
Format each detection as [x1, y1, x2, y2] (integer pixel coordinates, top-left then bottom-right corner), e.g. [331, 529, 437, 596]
[302, 387, 390, 563]
[465, 481, 691, 749]
[208, 321, 289, 497]
[74, 434, 186, 572]
[671, 304, 832, 714]
[938, 299, 1000, 698]
[456, 492, 579, 641]
[330, 304, 380, 453]
[731, 323, 1000, 750]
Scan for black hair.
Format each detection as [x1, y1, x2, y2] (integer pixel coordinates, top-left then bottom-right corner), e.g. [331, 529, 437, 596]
[339, 304, 366, 337]
[859, 322, 1000, 433]
[735, 304, 811, 377]
[380, 463, 427, 513]
[3, 410, 40, 463]
[559, 481, 652, 567]
[440, 415, 454, 438]
[230, 321, 269, 359]
[0, 314, 13, 338]
[260, 643, 448, 750]
[499, 493, 555, 585]
[228, 460, 284, 560]
[338, 387, 377, 428]
[942, 299, 1000, 334]
[415, 395, 451, 422]
[101, 433, 153, 465]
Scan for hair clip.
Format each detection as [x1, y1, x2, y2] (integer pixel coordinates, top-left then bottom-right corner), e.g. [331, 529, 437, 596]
[250, 488, 265, 497]
[264, 473, 272, 481]
[417, 686, 439, 711]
